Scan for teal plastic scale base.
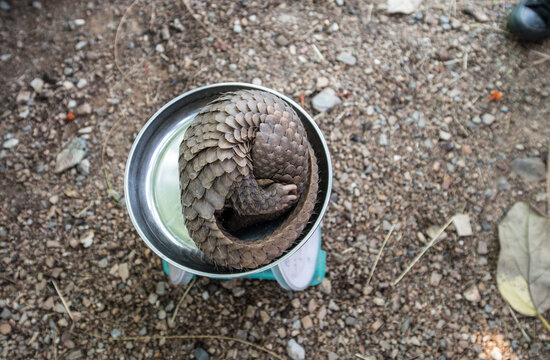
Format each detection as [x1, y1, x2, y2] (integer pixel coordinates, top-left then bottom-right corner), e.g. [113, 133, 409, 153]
[163, 249, 325, 286]
[162, 230, 326, 291]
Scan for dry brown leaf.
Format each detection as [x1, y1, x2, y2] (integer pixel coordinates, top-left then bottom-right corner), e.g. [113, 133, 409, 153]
[497, 202, 550, 321]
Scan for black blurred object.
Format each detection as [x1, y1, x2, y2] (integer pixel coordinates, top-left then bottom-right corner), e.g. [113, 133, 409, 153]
[508, 0, 550, 41]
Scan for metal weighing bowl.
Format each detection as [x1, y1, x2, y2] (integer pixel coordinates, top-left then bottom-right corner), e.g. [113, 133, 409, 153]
[124, 83, 332, 278]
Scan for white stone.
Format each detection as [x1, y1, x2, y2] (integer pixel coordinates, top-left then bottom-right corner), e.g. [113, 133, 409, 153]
[76, 79, 88, 89]
[30, 78, 44, 92]
[386, 0, 422, 14]
[119, 263, 130, 282]
[463, 284, 481, 302]
[63, 81, 74, 90]
[328, 23, 339, 33]
[3, 138, 19, 149]
[287, 339, 305, 360]
[80, 231, 94, 248]
[482, 113, 495, 125]
[312, 88, 341, 112]
[439, 130, 452, 141]
[491, 347, 502, 360]
[75, 41, 87, 50]
[336, 52, 356, 65]
[452, 214, 473, 237]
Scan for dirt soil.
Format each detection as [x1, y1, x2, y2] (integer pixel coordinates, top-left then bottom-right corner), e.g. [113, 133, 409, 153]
[1, 0, 549, 359]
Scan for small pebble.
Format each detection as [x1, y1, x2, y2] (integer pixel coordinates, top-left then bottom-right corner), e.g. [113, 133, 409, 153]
[312, 88, 341, 112]
[232, 287, 245, 297]
[379, 133, 388, 146]
[275, 35, 289, 47]
[194, 348, 210, 360]
[110, 328, 121, 339]
[0, 323, 11, 335]
[118, 263, 129, 282]
[287, 339, 305, 360]
[430, 272, 442, 286]
[328, 23, 339, 33]
[148, 293, 158, 304]
[463, 6, 489, 23]
[77, 159, 90, 175]
[75, 41, 88, 50]
[491, 347, 503, 360]
[336, 52, 356, 65]
[156, 282, 167, 296]
[301, 316, 313, 329]
[98, 258, 108, 268]
[171, 19, 185, 32]
[319, 278, 331, 294]
[464, 284, 481, 302]
[76, 79, 87, 89]
[512, 158, 546, 183]
[30, 78, 44, 92]
[477, 241, 488, 255]
[316, 77, 329, 89]
[482, 113, 495, 125]
[439, 130, 452, 141]
[3, 138, 19, 149]
[16, 91, 31, 104]
[452, 214, 473, 237]
[161, 26, 170, 41]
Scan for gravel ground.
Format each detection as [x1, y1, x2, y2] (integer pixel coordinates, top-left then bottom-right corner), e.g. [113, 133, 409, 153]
[1, 0, 549, 359]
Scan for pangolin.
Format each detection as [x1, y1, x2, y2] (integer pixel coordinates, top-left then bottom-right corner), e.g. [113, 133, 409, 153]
[178, 89, 319, 269]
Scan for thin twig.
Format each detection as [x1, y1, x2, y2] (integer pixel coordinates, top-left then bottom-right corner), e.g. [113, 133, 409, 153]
[355, 353, 372, 360]
[538, 311, 550, 333]
[452, 116, 470, 137]
[84, 332, 284, 360]
[334, 110, 347, 123]
[52, 281, 75, 322]
[170, 277, 196, 323]
[506, 303, 531, 342]
[114, 0, 141, 85]
[311, 44, 325, 63]
[366, 4, 374, 23]
[101, 113, 127, 202]
[313, 112, 326, 122]
[367, 224, 395, 286]
[531, 50, 550, 66]
[0, 274, 16, 284]
[393, 216, 455, 286]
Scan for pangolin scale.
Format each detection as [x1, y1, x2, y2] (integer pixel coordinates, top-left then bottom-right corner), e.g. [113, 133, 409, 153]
[179, 89, 318, 269]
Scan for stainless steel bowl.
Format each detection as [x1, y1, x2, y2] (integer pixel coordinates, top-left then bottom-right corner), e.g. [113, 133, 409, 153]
[124, 83, 332, 278]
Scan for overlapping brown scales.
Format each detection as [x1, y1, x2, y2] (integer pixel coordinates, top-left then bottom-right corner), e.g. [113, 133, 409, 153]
[179, 90, 318, 269]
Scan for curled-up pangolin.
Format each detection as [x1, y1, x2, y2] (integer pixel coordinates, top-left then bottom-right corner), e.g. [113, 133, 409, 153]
[179, 89, 318, 269]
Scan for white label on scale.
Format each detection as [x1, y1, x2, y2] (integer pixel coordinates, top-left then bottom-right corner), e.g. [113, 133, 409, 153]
[275, 227, 321, 290]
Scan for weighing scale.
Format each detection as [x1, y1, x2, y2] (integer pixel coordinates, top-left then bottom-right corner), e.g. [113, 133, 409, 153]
[124, 83, 332, 291]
